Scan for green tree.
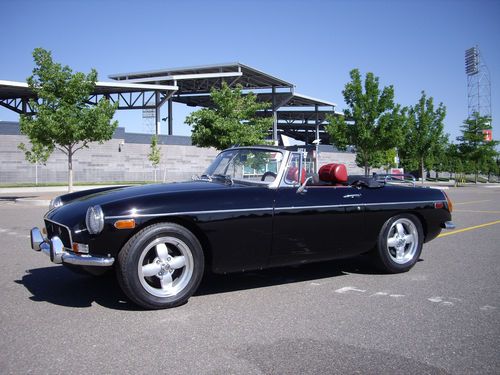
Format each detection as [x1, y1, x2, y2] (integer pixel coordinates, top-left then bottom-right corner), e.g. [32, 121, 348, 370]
[17, 142, 51, 165]
[398, 91, 446, 183]
[381, 148, 398, 172]
[445, 143, 465, 185]
[17, 142, 52, 186]
[185, 82, 273, 150]
[355, 148, 397, 173]
[482, 156, 499, 182]
[325, 69, 404, 175]
[457, 112, 498, 183]
[430, 136, 450, 180]
[19, 48, 118, 191]
[148, 135, 161, 182]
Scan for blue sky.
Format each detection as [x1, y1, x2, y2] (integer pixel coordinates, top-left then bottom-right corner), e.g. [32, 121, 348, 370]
[1, 0, 499, 141]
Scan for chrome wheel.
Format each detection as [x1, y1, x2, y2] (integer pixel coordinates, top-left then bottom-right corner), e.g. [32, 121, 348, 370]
[138, 236, 194, 298]
[386, 218, 419, 264]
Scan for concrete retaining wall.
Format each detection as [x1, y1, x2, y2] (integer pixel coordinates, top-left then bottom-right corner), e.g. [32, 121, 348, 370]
[0, 122, 364, 184]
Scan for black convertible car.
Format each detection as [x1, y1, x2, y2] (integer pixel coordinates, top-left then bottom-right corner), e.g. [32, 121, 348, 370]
[29, 146, 454, 309]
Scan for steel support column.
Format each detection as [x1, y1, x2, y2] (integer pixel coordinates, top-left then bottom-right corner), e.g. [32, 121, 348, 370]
[315, 104, 320, 173]
[315, 105, 320, 138]
[272, 86, 278, 144]
[155, 91, 161, 135]
[168, 97, 173, 135]
[305, 119, 309, 144]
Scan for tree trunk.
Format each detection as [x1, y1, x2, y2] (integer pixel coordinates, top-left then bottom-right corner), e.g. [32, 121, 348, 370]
[68, 148, 73, 192]
[364, 163, 369, 177]
[420, 157, 425, 184]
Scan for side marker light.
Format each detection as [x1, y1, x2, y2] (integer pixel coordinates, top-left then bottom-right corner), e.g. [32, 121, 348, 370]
[114, 219, 136, 229]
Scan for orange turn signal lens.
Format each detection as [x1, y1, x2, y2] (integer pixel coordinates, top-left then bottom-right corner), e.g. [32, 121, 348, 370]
[443, 191, 453, 213]
[72, 242, 89, 254]
[114, 219, 136, 229]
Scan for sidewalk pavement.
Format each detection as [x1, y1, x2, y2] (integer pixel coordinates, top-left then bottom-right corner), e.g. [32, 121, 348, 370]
[0, 185, 127, 206]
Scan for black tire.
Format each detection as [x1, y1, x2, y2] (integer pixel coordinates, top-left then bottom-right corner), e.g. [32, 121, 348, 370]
[116, 222, 204, 309]
[374, 213, 423, 273]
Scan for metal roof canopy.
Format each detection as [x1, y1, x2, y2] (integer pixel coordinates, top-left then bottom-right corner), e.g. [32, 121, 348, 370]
[173, 92, 336, 109]
[0, 80, 178, 134]
[109, 62, 293, 93]
[257, 109, 338, 122]
[110, 62, 301, 138]
[0, 80, 178, 100]
[1, 63, 338, 143]
[257, 109, 341, 146]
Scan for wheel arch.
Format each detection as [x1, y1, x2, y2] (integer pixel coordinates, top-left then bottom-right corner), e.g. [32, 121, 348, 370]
[404, 211, 428, 240]
[131, 216, 214, 270]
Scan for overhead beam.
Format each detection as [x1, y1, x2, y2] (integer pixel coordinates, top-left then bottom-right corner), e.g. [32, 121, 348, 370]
[121, 71, 243, 83]
[0, 80, 178, 115]
[94, 81, 178, 92]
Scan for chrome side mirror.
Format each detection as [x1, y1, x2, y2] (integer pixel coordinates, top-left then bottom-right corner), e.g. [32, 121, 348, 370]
[297, 176, 313, 194]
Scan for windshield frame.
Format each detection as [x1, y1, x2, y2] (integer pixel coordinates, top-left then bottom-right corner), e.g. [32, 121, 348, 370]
[203, 147, 290, 189]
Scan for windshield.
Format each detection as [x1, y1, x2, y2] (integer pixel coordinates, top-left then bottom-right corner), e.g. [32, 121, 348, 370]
[203, 148, 284, 184]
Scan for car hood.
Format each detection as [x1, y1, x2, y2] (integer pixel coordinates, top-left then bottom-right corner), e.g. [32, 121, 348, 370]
[45, 180, 231, 226]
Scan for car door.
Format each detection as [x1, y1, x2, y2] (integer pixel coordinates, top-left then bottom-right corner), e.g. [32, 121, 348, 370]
[269, 183, 368, 266]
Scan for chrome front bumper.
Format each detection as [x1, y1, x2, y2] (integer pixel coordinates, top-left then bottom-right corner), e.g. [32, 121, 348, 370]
[30, 227, 114, 267]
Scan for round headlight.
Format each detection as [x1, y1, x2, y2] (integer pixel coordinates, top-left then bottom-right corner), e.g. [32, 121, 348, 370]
[86, 205, 104, 235]
[49, 196, 63, 210]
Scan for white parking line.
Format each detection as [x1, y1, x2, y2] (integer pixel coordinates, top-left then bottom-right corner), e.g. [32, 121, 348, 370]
[370, 292, 389, 297]
[335, 286, 366, 294]
[332, 286, 492, 311]
[480, 305, 497, 311]
[0, 227, 30, 238]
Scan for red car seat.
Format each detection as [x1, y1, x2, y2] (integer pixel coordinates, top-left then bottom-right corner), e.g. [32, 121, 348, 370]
[318, 163, 348, 185]
[286, 166, 307, 184]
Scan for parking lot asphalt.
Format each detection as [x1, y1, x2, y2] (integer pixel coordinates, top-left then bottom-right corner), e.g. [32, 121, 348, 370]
[0, 185, 498, 374]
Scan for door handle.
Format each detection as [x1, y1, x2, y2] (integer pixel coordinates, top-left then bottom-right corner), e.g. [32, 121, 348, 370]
[343, 194, 362, 199]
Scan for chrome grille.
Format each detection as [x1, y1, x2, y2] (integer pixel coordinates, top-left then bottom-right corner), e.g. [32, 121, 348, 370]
[44, 220, 72, 249]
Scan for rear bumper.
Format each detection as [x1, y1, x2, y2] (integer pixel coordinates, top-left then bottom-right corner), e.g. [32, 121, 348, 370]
[30, 227, 114, 267]
[441, 221, 456, 230]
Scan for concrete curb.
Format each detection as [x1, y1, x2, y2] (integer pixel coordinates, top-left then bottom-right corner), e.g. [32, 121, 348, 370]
[14, 198, 51, 206]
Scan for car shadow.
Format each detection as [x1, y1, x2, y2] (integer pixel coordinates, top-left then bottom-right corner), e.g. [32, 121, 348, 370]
[16, 255, 383, 310]
[0, 195, 37, 201]
[195, 254, 384, 296]
[15, 266, 141, 311]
